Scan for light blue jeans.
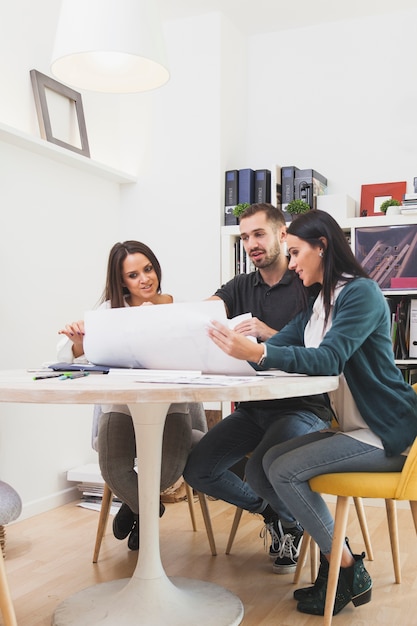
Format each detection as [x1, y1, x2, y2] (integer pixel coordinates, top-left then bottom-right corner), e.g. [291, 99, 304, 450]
[184, 402, 330, 524]
[263, 431, 406, 554]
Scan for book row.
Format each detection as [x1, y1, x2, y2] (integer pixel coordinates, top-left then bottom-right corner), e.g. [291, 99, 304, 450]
[386, 297, 417, 360]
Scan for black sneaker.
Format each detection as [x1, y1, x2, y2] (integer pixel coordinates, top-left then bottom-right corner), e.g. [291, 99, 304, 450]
[260, 518, 283, 559]
[272, 524, 303, 574]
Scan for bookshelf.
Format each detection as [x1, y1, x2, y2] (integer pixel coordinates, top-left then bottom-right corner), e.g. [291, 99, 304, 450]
[221, 214, 417, 380]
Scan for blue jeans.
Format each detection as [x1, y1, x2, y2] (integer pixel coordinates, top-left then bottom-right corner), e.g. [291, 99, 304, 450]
[183, 402, 330, 524]
[263, 431, 406, 554]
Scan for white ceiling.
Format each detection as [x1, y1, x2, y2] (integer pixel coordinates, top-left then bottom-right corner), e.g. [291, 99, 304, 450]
[158, 0, 417, 34]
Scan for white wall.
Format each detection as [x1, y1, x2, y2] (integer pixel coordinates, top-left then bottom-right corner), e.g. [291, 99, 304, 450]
[0, 1, 125, 519]
[1, 3, 417, 519]
[246, 10, 417, 203]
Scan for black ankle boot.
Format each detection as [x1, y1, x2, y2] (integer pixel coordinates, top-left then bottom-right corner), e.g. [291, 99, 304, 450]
[293, 551, 329, 601]
[297, 552, 372, 616]
[126, 501, 164, 552]
[113, 503, 135, 540]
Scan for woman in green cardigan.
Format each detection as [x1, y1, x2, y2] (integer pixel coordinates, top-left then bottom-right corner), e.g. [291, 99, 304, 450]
[207, 209, 417, 617]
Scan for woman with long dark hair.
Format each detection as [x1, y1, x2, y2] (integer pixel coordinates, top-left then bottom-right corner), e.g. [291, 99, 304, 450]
[207, 210, 417, 616]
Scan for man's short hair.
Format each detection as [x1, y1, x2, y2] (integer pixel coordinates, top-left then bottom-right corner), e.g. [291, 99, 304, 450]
[239, 203, 286, 228]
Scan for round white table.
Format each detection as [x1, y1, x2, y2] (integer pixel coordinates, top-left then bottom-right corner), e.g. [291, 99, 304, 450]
[0, 370, 339, 625]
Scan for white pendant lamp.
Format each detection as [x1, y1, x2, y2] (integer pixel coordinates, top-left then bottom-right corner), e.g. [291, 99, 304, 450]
[51, 0, 170, 93]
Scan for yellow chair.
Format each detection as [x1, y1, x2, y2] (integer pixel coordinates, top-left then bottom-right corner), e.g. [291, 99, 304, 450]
[298, 385, 417, 626]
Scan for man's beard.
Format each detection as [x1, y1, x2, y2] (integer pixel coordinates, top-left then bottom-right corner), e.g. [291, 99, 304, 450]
[251, 243, 281, 269]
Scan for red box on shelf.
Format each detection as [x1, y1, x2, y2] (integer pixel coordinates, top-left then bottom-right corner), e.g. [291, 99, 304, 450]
[390, 277, 417, 289]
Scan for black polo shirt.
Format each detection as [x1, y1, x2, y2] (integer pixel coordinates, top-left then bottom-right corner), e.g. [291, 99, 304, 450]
[214, 269, 308, 333]
[214, 270, 331, 420]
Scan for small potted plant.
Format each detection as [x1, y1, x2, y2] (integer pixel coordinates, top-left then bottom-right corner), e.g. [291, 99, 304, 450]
[286, 199, 311, 218]
[379, 198, 401, 215]
[232, 203, 251, 219]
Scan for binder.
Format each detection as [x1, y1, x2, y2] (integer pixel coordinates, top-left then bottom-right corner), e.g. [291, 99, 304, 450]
[238, 168, 255, 204]
[255, 169, 271, 203]
[225, 169, 239, 225]
[281, 165, 299, 211]
[294, 169, 327, 209]
[225, 170, 238, 206]
[409, 299, 417, 358]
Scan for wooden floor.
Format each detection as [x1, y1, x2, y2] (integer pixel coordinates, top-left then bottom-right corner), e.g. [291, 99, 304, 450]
[3, 495, 417, 625]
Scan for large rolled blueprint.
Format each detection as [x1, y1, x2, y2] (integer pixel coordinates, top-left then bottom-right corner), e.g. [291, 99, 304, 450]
[83, 300, 256, 376]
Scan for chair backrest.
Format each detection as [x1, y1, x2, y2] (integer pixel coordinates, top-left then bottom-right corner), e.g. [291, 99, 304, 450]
[395, 436, 417, 500]
[395, 382, 417, 500]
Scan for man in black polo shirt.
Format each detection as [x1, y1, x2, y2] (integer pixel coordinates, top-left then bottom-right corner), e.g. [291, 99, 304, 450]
[184, 203, 332, 574]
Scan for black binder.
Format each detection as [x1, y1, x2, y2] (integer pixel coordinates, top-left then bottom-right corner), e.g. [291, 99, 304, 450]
[255, 169, 271, 203]
[238, 168, 255, 204]
[281, 165, 299, 209]
[225, 170, 238, 206]
[225, 170, 239, 225]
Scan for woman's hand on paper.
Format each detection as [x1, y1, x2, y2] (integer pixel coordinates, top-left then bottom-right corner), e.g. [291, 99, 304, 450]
[208, 320, 264, 363]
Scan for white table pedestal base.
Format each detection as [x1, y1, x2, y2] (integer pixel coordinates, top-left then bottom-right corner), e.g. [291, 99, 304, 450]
[52, 575, 244, 625]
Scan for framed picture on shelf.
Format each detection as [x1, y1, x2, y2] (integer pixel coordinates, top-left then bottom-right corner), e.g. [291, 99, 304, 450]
[30, 69, 90, 157]
[360, 181, 406, 217]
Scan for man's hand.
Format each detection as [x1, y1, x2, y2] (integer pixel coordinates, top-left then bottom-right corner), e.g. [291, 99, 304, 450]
[233, 317, 276, 342]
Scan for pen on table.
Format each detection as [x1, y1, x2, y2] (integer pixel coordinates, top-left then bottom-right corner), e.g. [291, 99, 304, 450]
[33, 372, 63, 380]
[33, 371, 90, 380]
[58, 372, 90, 380]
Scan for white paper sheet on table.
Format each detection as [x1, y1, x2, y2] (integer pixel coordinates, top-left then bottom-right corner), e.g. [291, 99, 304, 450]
[83, 300, 257, 376]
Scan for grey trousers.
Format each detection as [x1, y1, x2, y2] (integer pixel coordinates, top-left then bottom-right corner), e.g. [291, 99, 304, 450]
[97, 402, 206, 513]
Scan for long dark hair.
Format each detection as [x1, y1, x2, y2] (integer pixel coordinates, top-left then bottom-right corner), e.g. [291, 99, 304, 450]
[287, 210, 369, 324]
[100, 240, 162, 308]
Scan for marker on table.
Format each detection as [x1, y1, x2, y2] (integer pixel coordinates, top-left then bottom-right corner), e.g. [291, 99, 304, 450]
[33, 371, 90, 380]
[58, 372, 90, 380]
[33, 372, 63, 380]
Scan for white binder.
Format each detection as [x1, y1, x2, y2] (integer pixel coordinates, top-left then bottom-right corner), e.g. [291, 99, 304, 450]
[409, 299, 417, 358]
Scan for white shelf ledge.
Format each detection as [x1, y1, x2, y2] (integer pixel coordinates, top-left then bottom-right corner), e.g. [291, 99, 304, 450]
[0, 121, 137, 184]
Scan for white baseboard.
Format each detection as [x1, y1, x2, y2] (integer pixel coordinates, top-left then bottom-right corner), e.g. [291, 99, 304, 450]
[18, 487, 79, 522]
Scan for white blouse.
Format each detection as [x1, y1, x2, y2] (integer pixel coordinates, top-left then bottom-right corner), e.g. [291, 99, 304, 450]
[304, 282, 383, 449]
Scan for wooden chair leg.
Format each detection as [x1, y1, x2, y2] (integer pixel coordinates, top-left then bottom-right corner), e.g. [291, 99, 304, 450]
[324, 495, 350, 626]
[293, 531, 312, 585]
[353, 496, 374, 560]
[184, 482, 197, 531]
[410, 500, 417, 534]
[309, 536, 318, 582]
[385, 498, 401, 584]
[196, 492, 217, 556]
[0, 548, 17, 626]
[93, 482, 113, 563]
[225, 506, 243, 555]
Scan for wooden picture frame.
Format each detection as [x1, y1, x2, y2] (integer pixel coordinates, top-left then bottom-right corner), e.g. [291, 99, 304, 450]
[360, 181, 406, 217]
[30, 69, 90, 157]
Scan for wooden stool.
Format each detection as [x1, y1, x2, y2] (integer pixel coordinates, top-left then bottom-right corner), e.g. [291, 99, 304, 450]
[0, 480, 22, 626]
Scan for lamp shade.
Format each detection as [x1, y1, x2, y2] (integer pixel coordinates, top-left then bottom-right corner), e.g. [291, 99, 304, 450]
[51, 0, 170, 93]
